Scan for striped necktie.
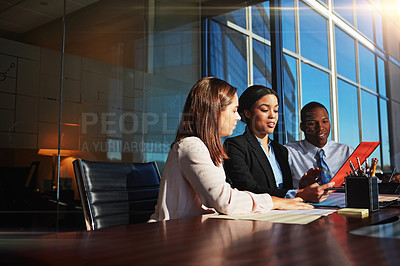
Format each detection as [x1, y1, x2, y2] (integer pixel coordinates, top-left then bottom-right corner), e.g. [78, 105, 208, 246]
[318, 149, 332, 184]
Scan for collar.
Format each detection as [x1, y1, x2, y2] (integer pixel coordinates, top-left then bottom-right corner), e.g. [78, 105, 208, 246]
[256, 137, 271, 146]
[246, 127, 271, 145]
[303, 139, 332, 157]
[244, 126, 272, 151]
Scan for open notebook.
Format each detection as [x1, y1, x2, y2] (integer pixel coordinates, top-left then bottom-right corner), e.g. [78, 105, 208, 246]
[330, 141, 380, 186]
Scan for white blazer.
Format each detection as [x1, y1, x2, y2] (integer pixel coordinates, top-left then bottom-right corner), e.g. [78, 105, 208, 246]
[150, 137, 273, 221]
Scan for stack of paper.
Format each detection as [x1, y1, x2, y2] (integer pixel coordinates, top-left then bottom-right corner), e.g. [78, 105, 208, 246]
[209, 209, 337, 225]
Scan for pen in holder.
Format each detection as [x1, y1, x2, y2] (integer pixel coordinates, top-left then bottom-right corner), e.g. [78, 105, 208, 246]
[345, 176, 379, 212]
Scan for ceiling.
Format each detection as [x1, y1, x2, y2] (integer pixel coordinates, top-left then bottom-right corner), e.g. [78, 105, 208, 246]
[0, 0, 99, 34]
[0, 0, 265, 69]
[0, 0, 265, 35]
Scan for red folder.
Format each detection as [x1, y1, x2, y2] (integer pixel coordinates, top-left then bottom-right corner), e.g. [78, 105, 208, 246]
[330, 141, 380, 186]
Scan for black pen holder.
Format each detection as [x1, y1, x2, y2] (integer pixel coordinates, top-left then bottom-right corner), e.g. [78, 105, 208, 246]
[345, 176, 379, 212]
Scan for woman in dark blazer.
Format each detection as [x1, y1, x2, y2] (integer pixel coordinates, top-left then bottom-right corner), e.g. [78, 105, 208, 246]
[224, 85, 333, 202]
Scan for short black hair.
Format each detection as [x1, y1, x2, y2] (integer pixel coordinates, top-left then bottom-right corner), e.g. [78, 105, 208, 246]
[238, 85, 279, 124]
[300, 101, 329, 123]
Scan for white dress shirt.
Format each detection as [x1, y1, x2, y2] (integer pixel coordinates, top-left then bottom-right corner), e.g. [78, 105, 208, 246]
[150, 137, 274, 221]
[285, 139, 354, 188]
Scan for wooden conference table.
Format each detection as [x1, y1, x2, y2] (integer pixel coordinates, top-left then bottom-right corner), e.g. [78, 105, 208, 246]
[2, 206, 400, 265]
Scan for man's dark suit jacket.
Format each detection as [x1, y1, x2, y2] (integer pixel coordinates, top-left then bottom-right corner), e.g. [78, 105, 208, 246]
[223, 127, 294, 198]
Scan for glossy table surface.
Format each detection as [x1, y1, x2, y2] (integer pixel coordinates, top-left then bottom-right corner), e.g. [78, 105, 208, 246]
[2, 207, 400, 265]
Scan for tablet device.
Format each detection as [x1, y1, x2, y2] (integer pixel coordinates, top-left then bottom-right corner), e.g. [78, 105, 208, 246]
[330, 141, 380, 186]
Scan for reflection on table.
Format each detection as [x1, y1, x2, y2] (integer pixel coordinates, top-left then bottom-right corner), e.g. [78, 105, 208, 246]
[1, 206, 400, 265]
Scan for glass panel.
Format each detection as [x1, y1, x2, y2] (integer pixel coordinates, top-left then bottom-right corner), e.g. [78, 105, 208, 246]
[337, 79, 359, 148]
[374, 10, 384, 49]
[0, 0, 202, 231]
[358, 44, 377, 92]
[253, 39, 272, 87]
[360, 90, 381, 161]
[380, 99, 390, 171]
[252, 2, 270, 41]
[301, 63, 330, 110]
[282, 0, 296, 52]
[333, 0, 354, 25]
[335, 27, 357, 82]
[377, 57, 386, 97]
[213, 7, 246, 29]
[356, 0, 374, 41]
[283, 54, 298, 142]
[0, 0, 67, 230]
[209, 20, 247, 137]
[301, 63, 331, 141]
[299, 1, 329, 68]
[72, 1, 200, 171]
[154, 26, 194, 68]
[209, 20, 247, 92]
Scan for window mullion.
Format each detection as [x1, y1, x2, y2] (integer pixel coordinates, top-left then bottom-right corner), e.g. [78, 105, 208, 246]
[328, 2, 339, 141]
[247, 7, 253, 86]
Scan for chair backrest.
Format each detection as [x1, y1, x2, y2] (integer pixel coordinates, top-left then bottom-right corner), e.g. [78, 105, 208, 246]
[73, 159, 160, 231]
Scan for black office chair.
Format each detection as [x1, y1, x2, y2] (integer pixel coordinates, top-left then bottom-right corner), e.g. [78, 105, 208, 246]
[73, 159, 160, 231]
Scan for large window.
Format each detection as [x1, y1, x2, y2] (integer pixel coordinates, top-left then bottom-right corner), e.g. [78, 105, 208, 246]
[252, 2, 271, 40]
[285, 0, 390, 171]
[283, 54, 298, 142]
[209, 21, 248, 90]
[253, 40, 272, 87]
[208, 3, 272, 137]
[356, 0, 375, 41]
[359, 44, 377, 92]
[333, 0, 354, 25]
[298, 2, 329, 69]
[207, 0, 391, 171]
[282, 0, 296, 53]
[301, 63, 330, 109]
[361, 90, 381, 160]
[380, 99, 390, 170]
[337, 79, 359, 148]
[335, 27, 357, 82]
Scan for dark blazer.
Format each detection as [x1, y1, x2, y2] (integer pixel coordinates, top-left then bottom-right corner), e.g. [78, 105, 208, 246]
[223, 127, 294, 198]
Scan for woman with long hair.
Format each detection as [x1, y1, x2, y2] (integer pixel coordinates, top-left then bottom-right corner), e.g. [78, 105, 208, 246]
[150, 78, 313, 221]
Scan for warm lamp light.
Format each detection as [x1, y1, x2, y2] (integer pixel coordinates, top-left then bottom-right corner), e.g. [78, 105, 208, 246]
[38, 149, 76, 190]
[38, 149, 75, 157]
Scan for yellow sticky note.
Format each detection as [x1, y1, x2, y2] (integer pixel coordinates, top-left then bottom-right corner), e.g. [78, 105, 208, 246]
[337, 208, 369, 218]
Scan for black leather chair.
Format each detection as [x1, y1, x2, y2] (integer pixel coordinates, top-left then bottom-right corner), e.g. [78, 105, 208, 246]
[73, 159, 160, 231]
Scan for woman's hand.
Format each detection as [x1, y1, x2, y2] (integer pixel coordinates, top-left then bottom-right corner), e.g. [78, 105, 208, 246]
[271, 196, 314, 210]
[299, 168, 322, 188]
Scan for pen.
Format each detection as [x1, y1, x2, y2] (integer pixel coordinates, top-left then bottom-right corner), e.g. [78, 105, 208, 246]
[356, 157, 361, 169]
[355, 157, 362, 176]
[349, 160, 356, 176]
[325, 186, 344, 191]
[389, 167, 397, 183]
[370, 158, 378, 177]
